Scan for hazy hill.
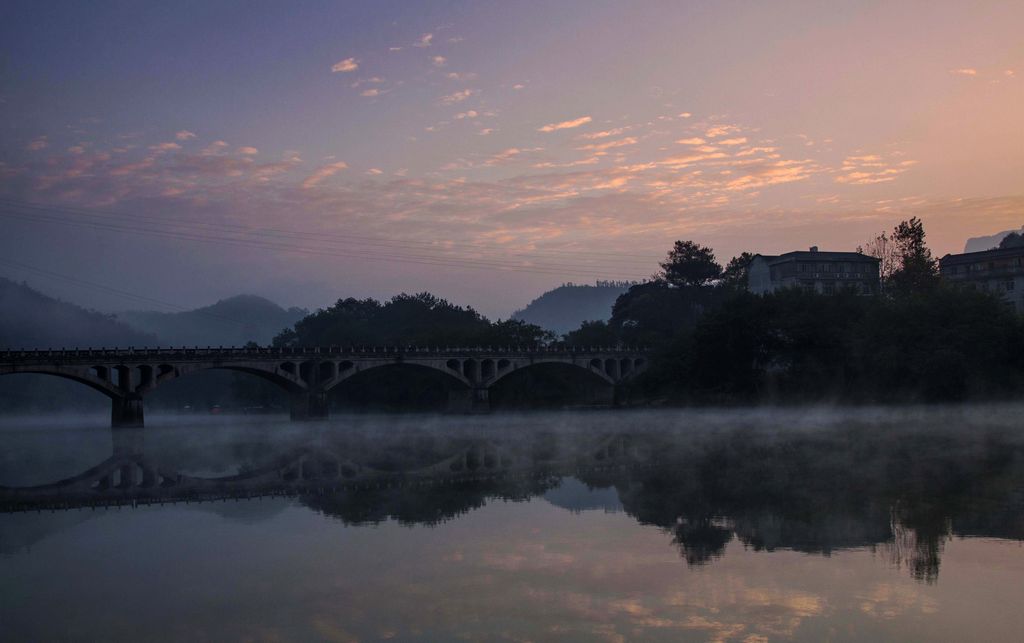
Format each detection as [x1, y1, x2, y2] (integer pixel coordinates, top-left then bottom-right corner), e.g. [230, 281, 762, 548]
[0, 278, 156, 349]
[118, 295, 307, 346]
[512, 282, 634, 336]
[964, 226, 1024, 253]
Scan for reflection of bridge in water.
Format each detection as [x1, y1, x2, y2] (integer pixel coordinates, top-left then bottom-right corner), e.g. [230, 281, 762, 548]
[4, 422, 1023, 583]
[0, 346, 648, 426]
[0, 428, 650, 512]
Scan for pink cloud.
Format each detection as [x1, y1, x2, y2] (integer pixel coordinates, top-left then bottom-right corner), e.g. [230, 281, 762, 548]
[25, 136, 48, 151]
[440, 89, 476, 105]
[331, 57, 358, 73]
[301, 161, 349, 188]
[148, 142, 181, 153]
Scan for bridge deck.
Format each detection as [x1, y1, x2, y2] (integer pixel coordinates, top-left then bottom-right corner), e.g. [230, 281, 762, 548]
[0, 345, 646, 362]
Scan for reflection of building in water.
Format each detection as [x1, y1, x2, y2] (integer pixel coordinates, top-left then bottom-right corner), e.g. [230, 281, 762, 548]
[748, 248, 881, 295]
[940, 246, 1024, 313]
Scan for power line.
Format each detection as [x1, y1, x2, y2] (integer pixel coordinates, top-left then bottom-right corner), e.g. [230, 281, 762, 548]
[0, 206, 654, 280]
[0, 197, 662, 266]
[0, 258, 250, 327]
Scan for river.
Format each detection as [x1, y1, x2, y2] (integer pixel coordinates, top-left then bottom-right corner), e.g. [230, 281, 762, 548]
[2, 405, 1023, 641]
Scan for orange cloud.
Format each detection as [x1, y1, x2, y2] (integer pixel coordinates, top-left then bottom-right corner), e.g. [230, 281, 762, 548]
[539, 116, 592, 132]
[705, 125, 741, 138]
[578, 137, 638, 152]
[835, 154, 917, 185]
[579, 128, 629, 140]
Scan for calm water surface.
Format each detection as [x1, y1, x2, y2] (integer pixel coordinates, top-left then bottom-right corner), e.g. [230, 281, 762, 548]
[2, 406, 1023, 641]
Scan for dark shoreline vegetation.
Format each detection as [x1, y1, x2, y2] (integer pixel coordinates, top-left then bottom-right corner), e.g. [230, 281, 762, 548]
[1, 218, 1023, 412]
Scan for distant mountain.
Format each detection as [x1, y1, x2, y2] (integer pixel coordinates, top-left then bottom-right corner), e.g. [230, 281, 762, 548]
[964, 226, 1024, 253]
[511, 282, 634, 335]
[0, 277, 156, 349]
[118, 294, 307, 347]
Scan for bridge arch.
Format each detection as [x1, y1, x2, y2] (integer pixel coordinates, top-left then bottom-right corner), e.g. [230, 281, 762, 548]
[165, 363, 307, 395]
[485, 360, 618, 409]
[324, 360, 473, 391]
[487, 358, 617, 388]
[323, 361, 472, 412]
[0, 366, 124, 400]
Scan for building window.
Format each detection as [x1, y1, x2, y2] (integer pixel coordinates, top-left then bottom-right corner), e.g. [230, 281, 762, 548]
[823, 283, 835, 295]
[1006, 280, 1015, 291]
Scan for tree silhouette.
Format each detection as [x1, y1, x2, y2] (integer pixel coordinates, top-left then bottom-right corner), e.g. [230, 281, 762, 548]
[659, 240, 722, 287]
[857, 231, 900, 281]
[999, 231, 1024, 249]
[721, 252, 755, 289]
[889, 217, 938, 291]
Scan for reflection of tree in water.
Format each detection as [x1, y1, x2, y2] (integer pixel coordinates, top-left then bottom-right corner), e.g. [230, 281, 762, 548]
[302, 476, 560, 527]
[670, 517, 733, 565]
[5, 421, 1024, 583]
[579, 424, 1024, 581]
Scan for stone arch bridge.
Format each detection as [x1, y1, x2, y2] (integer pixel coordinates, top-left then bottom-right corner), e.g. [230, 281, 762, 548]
[0, 345, 648, 427]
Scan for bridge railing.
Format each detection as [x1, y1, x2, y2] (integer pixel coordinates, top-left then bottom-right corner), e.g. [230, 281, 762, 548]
[0, 344, 648, 360]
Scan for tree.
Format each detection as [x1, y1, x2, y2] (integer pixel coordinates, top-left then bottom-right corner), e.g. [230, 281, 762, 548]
[999, 231, 1024, 249]
[889, 217, 938, 291]
[857, 231, 900, 281]
[721, 252, 755, 289]
[272, 292, 555, 348]
[564, 320, 618, 347]
[481, 319, 555, 346]
[659, 240, 722, 287]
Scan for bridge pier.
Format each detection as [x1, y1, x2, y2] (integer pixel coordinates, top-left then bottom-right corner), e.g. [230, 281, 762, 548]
[290, 391, 329, 421]
[111, 395, 144, 428]
[446, 387, 490, 414]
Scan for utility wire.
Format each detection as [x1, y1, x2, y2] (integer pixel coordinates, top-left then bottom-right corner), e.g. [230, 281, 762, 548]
[0, 197, 661, 267]
[0, 207, 654, 280]
[0, 258, 250, 327]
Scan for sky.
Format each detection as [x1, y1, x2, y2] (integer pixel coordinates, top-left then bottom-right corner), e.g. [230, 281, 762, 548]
[0, 0, 1021, 317]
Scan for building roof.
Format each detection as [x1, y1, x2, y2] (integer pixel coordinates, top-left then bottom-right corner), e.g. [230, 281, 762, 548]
[754, 251, 878, 265]
[940, 245, 1024, 265]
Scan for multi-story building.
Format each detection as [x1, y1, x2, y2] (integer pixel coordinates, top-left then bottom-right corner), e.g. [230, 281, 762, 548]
[939, 246, 1024, 312]
[747, 247, 881, 295]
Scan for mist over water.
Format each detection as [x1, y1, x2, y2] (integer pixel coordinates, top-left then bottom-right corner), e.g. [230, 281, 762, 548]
[2, 405, 1024, 641]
